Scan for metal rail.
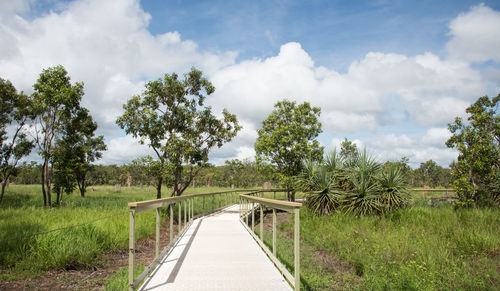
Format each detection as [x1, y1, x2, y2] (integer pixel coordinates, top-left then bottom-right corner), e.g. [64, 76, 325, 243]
[239, 192, 302, 291]
[128, 190, 244, 290]
[128, 189, 301, 291]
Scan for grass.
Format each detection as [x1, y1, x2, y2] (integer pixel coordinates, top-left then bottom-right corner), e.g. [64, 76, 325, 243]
[258, 199, 500, 290]
[104, 264, 145, 291]
[0, 184, 236, 279]
[2, 185, 498, 290]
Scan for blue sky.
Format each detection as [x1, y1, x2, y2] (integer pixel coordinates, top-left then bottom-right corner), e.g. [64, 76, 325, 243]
[1, 0, 499, 167]
[142, 0, 500, 69]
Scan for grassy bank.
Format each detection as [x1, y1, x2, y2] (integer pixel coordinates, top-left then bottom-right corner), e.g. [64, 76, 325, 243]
[260, 199, 499, 290]
[0, 184, 233, 279]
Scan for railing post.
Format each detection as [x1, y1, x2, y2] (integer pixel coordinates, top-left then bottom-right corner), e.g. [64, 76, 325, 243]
[184, 198, 187, 226]
[178, 201, 181, 233]
[294, 208, 300, 291]
[245, 199, 248, 225]
[191, 198, 194, 219]
[155, 208, 160, 258]
[128, 208, 136, 291]
[251, 202, 255, 231]
[259, 203, 263, 241]
[273, 208, 276, 257]
[170, 203, 173, 243]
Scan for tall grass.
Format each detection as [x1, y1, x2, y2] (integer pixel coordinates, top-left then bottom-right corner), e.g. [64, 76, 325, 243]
[0, 184, 234, 278]
[266, 204, 500, 290]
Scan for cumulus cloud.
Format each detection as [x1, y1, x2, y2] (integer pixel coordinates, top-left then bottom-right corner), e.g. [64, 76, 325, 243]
[0, 0, 236, 137]
[100, 135, 153, 165]
[0, 0, 498, 167]
[363, 128, 456, 167]
[447, 3, 500, 63]
[210, 44, 485, 133]
[327, 128, 456, 167]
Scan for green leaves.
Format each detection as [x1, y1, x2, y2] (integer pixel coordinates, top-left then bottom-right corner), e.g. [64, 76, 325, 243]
[116, 67, 241, 197]
[0, 78, 36, 202]
[446, 94, 499, 206]
[296, 149, 410, 216]
[255, 99, 323, 186]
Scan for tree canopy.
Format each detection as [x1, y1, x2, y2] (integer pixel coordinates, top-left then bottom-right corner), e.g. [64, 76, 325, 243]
[255, 100, 323, 199]
[117, 67, 241, 198]
[0, 78, 35, 202]
[32, 65, 90, 206]
[446, 94, 499, 206]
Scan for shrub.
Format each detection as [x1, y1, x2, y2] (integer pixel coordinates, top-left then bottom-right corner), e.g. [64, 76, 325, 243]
[297, 149, 410, 216]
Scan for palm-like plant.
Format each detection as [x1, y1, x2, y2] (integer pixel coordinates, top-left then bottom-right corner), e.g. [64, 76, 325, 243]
[296, 158, 342, 215]
[341, 150, 382, 216]
[297, 149, 410, 216]
[377, 164, 410, 211]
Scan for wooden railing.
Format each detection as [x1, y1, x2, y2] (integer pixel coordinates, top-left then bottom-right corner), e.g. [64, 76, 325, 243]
[240, 192, 303, 291]
[127, 190, 244, 290]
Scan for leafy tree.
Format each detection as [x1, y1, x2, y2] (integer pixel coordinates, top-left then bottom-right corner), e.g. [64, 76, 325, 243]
[255, 100, 323, 200]
[416, 160, 440, 187]
[446, 94, 499, 206]
[340, 138, 358, 161]
[32, 65, 84, 207]
[117, 68, 241, 198]
[0, 78, 35, 202]
[52, 107, 106, 200]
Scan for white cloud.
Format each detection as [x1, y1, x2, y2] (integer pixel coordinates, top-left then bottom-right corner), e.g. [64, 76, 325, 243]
[447, 3, 500, 63]
[1, 1, 498, 167]
[0, 0, 237, 138]
[100, 135, 153, 165]
[365, 128, 456, 167]
[210, 43, 485, 134]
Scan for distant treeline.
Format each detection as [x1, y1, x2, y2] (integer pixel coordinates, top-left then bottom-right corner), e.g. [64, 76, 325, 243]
[12, 158, 451, 189]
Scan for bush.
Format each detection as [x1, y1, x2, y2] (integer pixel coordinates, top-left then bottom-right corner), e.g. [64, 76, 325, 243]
[297, 149, 410, 216]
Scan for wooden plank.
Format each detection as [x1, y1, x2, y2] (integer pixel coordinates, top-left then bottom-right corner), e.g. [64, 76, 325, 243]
[128, 209, 135, 291]
[294, 208, 300, 291]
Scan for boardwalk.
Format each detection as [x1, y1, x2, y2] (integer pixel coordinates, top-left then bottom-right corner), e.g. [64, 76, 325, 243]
[139, 205, 292, 291]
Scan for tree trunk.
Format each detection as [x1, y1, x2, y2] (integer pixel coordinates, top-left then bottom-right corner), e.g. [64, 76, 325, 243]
[156, 176, 162, 199]
[46, 165, 52, 207]
[55, 187, 61, 206]
[41, 159, 48, 207]
[78, 176, 86, 197]
[0, 180, 7, 203]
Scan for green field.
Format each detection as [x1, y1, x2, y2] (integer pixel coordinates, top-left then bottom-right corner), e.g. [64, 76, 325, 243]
[0, 185, 234, 280]
[258, 198, 500, 290]
[1, 185, 499, 290]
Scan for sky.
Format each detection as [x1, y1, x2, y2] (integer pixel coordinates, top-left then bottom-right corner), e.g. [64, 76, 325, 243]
[1, 0, 499, 167]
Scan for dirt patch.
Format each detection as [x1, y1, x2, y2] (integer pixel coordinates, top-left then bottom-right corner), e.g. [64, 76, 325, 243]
[0, 220, 178, 290]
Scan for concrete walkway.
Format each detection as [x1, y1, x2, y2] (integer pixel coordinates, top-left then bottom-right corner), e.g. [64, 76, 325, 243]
[139, 205, 292, 291]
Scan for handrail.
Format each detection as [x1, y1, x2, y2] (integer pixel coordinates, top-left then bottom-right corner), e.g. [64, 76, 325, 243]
[128, 189, 243, 290]
[239, 191, 302, 291]
[128, 190, 239, 213]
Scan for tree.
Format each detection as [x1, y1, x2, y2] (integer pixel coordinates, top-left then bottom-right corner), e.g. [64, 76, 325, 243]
[32, 65, 84, 207]
[255, 100, 323, 200]
[340, 138, 358, 161]
[52, 107, 106, 201]
[117, 68, 241, 198]
[0, 78, 35, 202]
[416, 160, 440, 187]
[446, 94, 499, 206]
